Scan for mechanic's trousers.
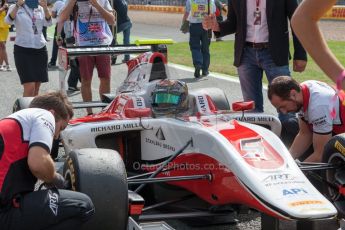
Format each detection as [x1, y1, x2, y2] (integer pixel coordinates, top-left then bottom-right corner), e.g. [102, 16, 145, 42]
[0, 188, 94, 230]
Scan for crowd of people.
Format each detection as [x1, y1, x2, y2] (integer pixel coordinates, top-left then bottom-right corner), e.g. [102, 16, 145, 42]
[0, 0, 344, 227]
[0, 0, 132, 99]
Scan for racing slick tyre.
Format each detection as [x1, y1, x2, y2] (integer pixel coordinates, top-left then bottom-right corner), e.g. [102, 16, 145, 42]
[63, 148, 128, 230]
[12, 97, 34, 112]
[191, 87, 230, 110]
[322, 133, 345, 218]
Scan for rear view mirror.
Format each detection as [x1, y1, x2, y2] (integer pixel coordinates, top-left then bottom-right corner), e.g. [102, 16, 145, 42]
[232, 101, 255, 112]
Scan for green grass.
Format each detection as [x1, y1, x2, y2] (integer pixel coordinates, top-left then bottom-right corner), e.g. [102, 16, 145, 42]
[168, 40, 345, 85]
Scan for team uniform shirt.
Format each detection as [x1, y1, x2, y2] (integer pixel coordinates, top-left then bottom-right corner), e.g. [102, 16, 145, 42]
[186, 0, 216, 24]
[246, 0, 269, 43]
[5, 5, 52, 49]
[63, 0, 113, 46]
[298, 80, 341, 135]
[0, 108, 55, 205]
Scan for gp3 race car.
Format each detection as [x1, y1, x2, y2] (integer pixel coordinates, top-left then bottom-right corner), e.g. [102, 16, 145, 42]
[13, 42, 345, 230]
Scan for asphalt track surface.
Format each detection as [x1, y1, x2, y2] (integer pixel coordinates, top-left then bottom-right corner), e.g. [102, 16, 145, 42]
[0, 10, 343, 230]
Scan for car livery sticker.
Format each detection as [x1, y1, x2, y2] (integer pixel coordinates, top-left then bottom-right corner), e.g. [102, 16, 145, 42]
[195, 95, 211, 114]
[132, 97, 146, 109]
[219, 120, 284, 169]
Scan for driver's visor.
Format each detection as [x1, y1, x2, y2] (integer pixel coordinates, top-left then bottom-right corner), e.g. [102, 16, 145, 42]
[154, 93, 180, 105]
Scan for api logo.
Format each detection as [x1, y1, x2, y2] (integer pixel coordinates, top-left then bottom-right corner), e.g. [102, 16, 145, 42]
[283, 188, 308, 196]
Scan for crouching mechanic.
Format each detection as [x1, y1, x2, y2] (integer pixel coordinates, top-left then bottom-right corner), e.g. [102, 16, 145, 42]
[268, 76, 345, 162]
[0, 91, 94, 229]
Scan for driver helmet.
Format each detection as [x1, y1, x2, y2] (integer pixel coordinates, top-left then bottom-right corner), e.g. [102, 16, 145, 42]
[151, 79, 189, 117]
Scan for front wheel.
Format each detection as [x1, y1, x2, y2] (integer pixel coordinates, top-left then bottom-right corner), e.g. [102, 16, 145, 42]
[63, 148, 128, 230]
[322, 134, 345, 217]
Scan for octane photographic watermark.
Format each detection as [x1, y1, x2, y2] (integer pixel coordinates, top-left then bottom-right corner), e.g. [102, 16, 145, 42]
[132, 162, 227, 171]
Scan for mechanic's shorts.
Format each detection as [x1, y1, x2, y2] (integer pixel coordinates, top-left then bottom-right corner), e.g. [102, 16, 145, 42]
[78, 55, 111, 80]
[0, 189, 94, 230]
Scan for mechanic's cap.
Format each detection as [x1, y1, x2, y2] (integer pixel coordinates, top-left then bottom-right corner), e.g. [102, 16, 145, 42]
[151, 79, 189, 117]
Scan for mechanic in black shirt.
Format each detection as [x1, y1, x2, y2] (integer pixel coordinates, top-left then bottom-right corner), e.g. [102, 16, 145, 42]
[0, 91, 94, 230]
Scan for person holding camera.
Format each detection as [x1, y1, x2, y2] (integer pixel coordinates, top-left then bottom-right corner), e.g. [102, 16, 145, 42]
[60, 0, 115, 115]
[0, 91, 95, 230]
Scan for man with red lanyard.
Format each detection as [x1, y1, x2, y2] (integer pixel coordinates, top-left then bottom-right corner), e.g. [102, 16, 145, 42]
[59, 0, 115, 115]
[0, 91, 94, 229]
[267, 76, 345, 162]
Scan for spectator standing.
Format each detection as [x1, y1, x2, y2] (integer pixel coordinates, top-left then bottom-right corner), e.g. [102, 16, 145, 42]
[48, 0, 65, 68]
[291, 0, 345, 90]
[5, 0, 52, 97]
[0, 91, 94, 229]
[0, 0, 10, 71]
[60, 0, 115, 115]
[182, 0, 216, 78]
[202, 0, 307, 117]
[268, 76, 345, 162]
[113, 0, 131, 63]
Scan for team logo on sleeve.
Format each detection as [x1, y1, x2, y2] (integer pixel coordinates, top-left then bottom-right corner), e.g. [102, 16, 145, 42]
[40, 117, 54, 135]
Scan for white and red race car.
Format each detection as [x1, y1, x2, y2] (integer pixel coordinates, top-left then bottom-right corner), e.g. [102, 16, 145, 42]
[14, 44, 345, 230]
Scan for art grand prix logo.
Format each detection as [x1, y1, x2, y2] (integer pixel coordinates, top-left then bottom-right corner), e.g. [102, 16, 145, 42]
[48, 190, 59, 216]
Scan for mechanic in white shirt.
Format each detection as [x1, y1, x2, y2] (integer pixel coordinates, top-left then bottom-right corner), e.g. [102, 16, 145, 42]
[268, 76, 345, 162]
[0, 91, 94, 229]
[5, 0, 52, 97]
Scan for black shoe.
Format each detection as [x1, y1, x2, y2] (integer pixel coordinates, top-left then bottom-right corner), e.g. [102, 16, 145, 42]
[202, 70, 209, 77]
[68, 86, 80, 91]
[194, 67, 201, 78]
[48, 62, 56, 68]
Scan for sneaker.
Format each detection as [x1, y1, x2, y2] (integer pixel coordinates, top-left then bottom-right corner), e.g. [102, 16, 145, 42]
[68, 86, 80, 91]
[194, 67, 201, 78]
[5, 65, 12, 72]
[0, 65, 4, 71]
[202, 70, 209, 77]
